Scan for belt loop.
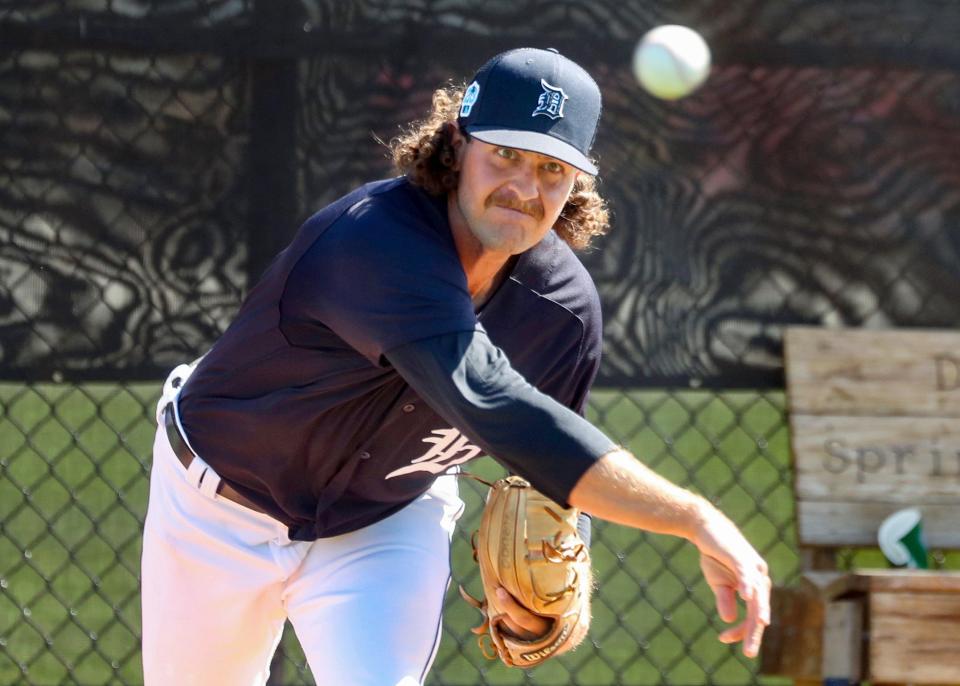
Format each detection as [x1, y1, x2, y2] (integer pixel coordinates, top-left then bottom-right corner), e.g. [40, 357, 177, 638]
[198, 462, 221, 499]
[185, 457, 207, 489]
[185, 454, 222, 499]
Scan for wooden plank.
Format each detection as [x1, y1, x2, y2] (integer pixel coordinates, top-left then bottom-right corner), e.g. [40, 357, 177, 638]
[798, 548, 838, 571]
[785, 327, 960, 417]
[792, 415, 960, 503]
[799, 571, 960, 600]
[870, 591, 960, 684]
[797, 501, 960, 548]
[791, 413, 960, 546]
[852, 570, 960, 594]
[800, 571, 850, 595]
[822, 600, 862, 681]
[760, 585, 825, 679]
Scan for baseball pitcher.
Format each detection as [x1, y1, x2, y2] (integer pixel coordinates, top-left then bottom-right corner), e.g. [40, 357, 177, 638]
[140, 48, 770, 685]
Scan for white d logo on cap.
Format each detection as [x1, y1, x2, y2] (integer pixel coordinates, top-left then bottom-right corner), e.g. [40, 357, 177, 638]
[532, 79, 568, 120]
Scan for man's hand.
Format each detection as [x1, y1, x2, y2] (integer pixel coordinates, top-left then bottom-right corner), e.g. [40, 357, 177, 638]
[495, 585, 592, 653]
[494, 587, 550, 639]
[692, 508, 771, 658]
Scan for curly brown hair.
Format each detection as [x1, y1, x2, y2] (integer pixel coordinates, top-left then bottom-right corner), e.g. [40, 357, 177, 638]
[389, 84, 610, 251]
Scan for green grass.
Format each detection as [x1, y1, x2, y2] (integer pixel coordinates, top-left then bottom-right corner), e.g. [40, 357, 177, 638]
[1, 384, 956, 685]
[1, 384, 154, 686]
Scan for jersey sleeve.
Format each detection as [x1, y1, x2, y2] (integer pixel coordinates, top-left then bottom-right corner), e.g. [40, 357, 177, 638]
[384, 328, 618, 506]
[283, 195, 478, 365]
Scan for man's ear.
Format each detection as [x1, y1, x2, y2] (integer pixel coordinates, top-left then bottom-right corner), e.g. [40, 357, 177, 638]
[449, 122, 467, 171]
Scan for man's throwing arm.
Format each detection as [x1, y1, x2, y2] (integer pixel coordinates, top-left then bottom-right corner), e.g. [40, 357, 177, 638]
[385, 328, 614, 507]
[385, 329, 771, 658]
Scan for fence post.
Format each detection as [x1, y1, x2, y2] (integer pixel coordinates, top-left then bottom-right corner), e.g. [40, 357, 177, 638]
[249, 4, 300, 681]
[246, 0, 299, 287]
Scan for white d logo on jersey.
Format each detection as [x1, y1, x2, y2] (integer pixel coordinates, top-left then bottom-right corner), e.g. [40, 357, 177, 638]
[384, 428, 482, 479]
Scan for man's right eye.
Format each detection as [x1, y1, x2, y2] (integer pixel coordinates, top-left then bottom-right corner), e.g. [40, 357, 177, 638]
[496, 147, 518, 160]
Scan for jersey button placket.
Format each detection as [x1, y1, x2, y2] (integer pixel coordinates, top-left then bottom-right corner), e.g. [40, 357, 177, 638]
[401, 403, 415, 413]
[359, 450, 371, 460]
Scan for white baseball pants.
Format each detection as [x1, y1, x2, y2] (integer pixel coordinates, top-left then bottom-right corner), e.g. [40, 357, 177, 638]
[141, 387, 464, 685]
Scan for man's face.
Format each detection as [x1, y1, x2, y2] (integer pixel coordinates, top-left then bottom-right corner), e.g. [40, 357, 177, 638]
[449, 129, 580, 257]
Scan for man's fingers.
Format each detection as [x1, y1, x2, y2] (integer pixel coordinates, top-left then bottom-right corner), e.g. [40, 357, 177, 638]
[718, 623, 745, 644]
[500, 616, 537, 640]
[714, 585, 738, 623]
[496, 588, 549, 638]
[744, 617, 766, 658]
[707, 557, 771, 658]
[696, 532, 772, 658]
[740, 584, 765, 658]
[758, 573, 772, 625]
[737, 569, 756, 603]
[718, 618, 766, 659]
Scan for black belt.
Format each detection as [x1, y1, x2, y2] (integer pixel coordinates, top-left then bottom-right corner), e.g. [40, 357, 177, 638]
[162, 402, 266, 514]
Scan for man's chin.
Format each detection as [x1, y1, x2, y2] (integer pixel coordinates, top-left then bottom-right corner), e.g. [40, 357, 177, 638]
[487, 240, 538, 258]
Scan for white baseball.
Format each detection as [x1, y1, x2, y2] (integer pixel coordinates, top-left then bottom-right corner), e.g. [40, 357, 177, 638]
[633, 25, 712, 100]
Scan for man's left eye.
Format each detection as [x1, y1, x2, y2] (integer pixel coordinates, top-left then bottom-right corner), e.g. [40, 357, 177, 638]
[544, 162, 564, 174]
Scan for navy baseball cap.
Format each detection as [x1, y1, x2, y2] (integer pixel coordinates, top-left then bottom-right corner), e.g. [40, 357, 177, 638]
[457, 48, 601, 175]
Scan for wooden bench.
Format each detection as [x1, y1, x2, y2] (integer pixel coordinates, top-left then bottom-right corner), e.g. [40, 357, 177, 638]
[760, 326, 960, 685]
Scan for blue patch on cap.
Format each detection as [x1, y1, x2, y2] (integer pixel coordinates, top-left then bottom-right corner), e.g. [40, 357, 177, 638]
[459, 81, 480, 118]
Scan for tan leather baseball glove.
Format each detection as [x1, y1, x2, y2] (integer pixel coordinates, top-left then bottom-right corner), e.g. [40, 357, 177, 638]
[460, 475, 591, 668]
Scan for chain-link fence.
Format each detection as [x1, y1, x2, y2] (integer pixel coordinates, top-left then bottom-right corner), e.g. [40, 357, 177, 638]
[3, 386, 957, 685]
[2, 384, 800, 685]
[3, 1, 960, 684]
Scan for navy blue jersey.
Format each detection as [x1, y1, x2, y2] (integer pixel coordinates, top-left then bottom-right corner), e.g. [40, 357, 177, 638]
[178, 178, 603, 540]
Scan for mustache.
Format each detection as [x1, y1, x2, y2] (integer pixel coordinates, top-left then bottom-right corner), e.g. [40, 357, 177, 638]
[486, 191, 544, 219]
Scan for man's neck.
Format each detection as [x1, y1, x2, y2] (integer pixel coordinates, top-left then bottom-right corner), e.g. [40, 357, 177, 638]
[458, 239, 514, 308]
[447, 195, 515, 308]
[470, 257, 516, 308]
